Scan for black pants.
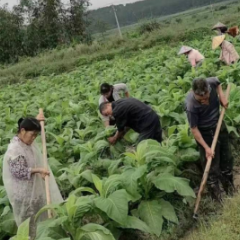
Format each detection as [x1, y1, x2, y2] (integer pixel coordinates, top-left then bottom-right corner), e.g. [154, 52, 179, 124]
[138, 117, 162, 143]
[198, 123, 234, 185]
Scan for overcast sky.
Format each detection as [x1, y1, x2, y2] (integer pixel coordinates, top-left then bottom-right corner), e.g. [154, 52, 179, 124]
[0, 0, 142, 9]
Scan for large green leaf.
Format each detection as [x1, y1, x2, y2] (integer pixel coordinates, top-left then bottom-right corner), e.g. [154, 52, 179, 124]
[138, 200, 163, 237]
[152, 173, 196, 198]
[0, 212, 17, 234]
[121, 165, 147, 202]
[94, 189, 128, 225]
[16, 218, 30, 240]
[121, 216, 152, 234]
[159, 199, 178, 224]
[36, 219, 68, 239]
[179, 148, 199, 162]
[76, 223, 115, 240]
[92, 174, 103, 196]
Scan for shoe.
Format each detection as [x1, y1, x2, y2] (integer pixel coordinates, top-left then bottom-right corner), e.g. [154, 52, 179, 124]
[221, 175, 235, 196]
[209, 183, 223, 202]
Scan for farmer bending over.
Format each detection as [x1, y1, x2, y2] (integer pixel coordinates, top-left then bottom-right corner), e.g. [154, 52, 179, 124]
[185, 77, 234, 201]
[99, 98, 162, 145]
[178, 46, 205, 68]
[99, 83, 130, 127]
[212, 35, 239, 65]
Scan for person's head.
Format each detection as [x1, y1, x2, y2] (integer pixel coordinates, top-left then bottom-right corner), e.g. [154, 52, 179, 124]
[17, 118, 41, 145]
[184, 50, 191, 56]
[100, 83, 113, 99]
[192, 78, 210, 105]
[99, 102, 113, 117]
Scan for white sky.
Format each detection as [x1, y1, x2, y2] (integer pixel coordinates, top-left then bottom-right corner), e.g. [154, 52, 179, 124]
[0, 0, 142, 9]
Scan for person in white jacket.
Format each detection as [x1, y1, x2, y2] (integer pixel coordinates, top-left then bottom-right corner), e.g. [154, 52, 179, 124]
[3, 115, 63, 239]
[99, 83, 130, 127]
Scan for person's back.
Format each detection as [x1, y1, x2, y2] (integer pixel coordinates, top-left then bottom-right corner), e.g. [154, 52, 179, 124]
[188, 49, 205, 67]
[220, 40, 239, 65]
[112, 98, 159, 133]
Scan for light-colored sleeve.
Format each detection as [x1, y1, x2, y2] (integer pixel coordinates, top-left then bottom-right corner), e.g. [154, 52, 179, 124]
[188, 56, 196, 67]
[114, 83, 129, 93]
[98, 95, 109, 122]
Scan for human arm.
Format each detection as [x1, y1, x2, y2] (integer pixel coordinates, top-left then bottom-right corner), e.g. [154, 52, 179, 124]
[9, 155, 49, 180]
[125, 91, 130, 98]
[108, 115, 127, 145]
[189, 58, 197, 67]
[217, 84, 228, 109]
[108, 130, 125, 145]
[191, 127, 214, 159]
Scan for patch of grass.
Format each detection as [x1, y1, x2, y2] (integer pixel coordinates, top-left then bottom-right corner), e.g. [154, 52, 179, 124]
[184, 194, 240, 240]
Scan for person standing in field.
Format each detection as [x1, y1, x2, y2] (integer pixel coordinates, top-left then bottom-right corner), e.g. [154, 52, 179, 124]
[212, 35, 239, 65]
[99, 83, 130, 127]
[178, 46, 205, 68]
[185, 77, 234, 202]
[99, 98, 162, 145]
[3, 114, 63, 239]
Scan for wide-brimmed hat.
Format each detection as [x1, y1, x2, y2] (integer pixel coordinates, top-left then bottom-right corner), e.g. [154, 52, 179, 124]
[227, 26, 239, 37]
[212, 35, 225, 50]
[178, 46, 193, 55]
[212, 22, 227, 30]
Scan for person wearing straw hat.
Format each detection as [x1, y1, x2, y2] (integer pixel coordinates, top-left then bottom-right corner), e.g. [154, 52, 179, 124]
[178, 46, 205, 68]
[212, 22, 228, 35]
[212, 35, 239, 65]
[3, 114, 63, 239]
[185, 77, 234, 202]
[99, 83, 130, 127]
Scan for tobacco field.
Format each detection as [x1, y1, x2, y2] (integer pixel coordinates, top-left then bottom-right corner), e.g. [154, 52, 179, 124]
[1, 35, 240, 240]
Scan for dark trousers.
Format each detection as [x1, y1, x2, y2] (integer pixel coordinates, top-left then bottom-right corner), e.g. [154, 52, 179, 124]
[138, 117, 162, 143]
[198, 123, 233, 185]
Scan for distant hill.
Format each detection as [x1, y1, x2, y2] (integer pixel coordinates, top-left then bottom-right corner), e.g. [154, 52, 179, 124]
[88, 0, 230, 32]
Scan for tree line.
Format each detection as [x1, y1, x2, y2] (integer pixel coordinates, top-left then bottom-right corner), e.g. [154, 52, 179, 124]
[0, 0, 90, 63]
[89, 0, 231, 32]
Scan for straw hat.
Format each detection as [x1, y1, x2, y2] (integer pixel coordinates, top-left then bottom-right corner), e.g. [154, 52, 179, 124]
[212, 35, 225, 50]
[178, 46, 193, 55]
[212, 22, 227, 30]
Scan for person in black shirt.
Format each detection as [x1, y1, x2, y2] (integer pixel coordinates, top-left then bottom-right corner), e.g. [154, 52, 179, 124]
[185, 77, 234, 201]
[99, 98, 162, 145]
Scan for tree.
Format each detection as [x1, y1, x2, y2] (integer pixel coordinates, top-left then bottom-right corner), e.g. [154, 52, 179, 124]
[67, 0, 91, 42]
[0, 6, 23, 63]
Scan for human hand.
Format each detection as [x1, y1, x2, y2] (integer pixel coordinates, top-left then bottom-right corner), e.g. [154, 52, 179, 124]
[36, 112, 45, 122]
[108, 136, 117, 145]
[205, 147, 214, 160]
[40, 168, 50, 179]
[220, 96, 229, 109]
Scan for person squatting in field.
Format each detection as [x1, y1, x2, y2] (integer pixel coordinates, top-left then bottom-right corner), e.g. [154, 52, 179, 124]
[178, 46, 205, 68]
[3, 114, 63, 239]
[99, 83, 130, 127]
[185, 77, 234, 202]
[99, 98, 162, 145]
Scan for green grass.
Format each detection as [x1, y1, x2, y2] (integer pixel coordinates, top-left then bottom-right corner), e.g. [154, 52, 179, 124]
[184, 194, 240, 240]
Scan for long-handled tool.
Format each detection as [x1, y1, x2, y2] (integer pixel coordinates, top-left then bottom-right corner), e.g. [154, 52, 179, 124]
[193, 84, 231, 219]
[39, 108, 52, 218]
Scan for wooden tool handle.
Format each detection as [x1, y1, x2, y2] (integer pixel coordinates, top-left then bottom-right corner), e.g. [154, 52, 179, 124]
[194, 84, 231, 216]
[39, 108, 52, 218]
